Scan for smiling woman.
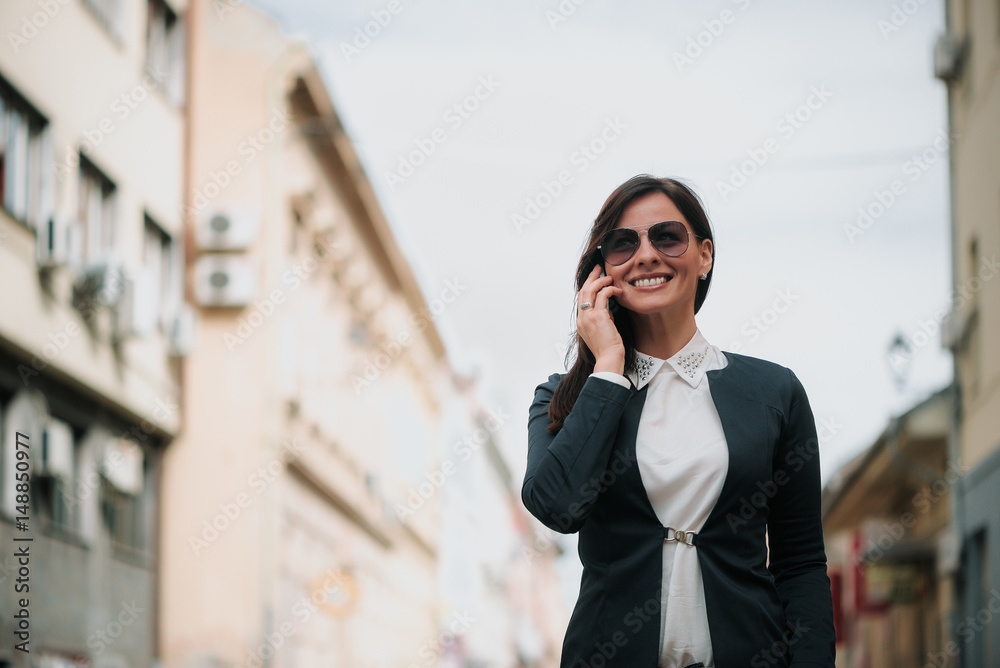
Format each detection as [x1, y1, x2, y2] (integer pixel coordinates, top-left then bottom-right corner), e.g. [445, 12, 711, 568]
[521, 174, 836, 667]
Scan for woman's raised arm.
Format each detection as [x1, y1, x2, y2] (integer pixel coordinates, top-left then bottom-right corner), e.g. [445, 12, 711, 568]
[521, 373, 633, 533]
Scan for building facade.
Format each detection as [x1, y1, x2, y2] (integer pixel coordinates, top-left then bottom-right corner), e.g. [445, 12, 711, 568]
[822, 387, 955, 667]
[0, 0, 189, 666]
[936, 0, 1000, 665]
[159, 1, 452, 666]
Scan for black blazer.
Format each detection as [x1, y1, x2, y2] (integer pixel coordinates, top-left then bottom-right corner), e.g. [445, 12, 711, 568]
[522, 351, 836, 667]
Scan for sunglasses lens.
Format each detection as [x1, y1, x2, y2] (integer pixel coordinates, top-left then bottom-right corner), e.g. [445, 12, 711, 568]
[649, 221, 688, 256]
[600, 222, 691, 265]
[601, 229, 639, 265]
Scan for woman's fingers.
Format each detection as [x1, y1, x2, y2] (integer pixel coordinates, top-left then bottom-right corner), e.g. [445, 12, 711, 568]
[580, 264, 611, 305]
[578, 264, 603, 305]
[594, 282, 622, 311]
[576, 267, 624, 360]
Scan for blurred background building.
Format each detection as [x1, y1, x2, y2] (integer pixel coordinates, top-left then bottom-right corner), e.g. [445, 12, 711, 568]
[0, 0, 187, 665]
[937, 0, 1000, 665]
[160, 1, 448, 665]
[823, 386, 954, 666]
[822, 0, 1000, 665]
[0, 0, 567, 666]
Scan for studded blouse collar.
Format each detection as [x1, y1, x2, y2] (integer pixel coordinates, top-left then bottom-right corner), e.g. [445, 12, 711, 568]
[626, 327, 715, 391]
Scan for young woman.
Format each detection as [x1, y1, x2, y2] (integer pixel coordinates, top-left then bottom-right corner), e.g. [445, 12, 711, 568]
[522, 175, 836, 668]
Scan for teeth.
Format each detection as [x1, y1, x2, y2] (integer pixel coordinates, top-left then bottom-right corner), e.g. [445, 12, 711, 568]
[632, 276, 668, 287]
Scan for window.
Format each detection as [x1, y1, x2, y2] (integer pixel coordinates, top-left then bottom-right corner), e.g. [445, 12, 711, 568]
[82, 0, 123, 42]
[100, 438, 145, 549]
[146, 0, 186, 106]
[967, 238, 981, 396]
[100, 479, 140, 548]
[78, 157, 117, 263]
[32, 418, 76, 534]
[0, 76, 53, 231]
[143, 215, 181, 330]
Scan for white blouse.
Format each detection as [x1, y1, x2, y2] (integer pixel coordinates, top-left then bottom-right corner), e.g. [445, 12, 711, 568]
[591, 327, 729, 668]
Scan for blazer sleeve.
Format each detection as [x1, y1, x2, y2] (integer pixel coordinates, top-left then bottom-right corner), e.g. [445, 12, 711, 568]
[521, 373, 633, 533]
[767, 368, 837, 666]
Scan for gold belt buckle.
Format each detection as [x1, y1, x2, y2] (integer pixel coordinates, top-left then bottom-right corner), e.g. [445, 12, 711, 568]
[665, 527, 696, 546]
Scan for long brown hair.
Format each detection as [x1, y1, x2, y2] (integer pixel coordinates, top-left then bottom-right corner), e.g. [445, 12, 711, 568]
[547, 175, 716, 432]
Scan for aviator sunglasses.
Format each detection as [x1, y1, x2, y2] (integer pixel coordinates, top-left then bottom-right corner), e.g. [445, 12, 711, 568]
[598, 220, 701, 266]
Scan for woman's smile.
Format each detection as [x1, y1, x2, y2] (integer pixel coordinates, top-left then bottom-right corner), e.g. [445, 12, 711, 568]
[628, 274, 673, 289]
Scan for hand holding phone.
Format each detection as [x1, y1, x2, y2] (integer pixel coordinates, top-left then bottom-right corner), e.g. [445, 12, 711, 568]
[578, 264, 625, 374]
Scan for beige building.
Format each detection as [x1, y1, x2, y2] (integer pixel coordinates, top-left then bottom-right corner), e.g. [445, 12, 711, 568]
[0, 0, 189, 666]
[435, 376, 571, 667]
[160, 1, 454, 666]
[822, 387, 955, 667]
[935, 0, 1000, 665]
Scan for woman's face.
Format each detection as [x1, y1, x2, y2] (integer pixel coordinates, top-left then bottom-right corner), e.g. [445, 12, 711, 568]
[602, 192, 713, 317]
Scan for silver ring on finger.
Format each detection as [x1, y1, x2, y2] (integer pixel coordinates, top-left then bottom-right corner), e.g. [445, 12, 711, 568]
[580, 302, 593, 310]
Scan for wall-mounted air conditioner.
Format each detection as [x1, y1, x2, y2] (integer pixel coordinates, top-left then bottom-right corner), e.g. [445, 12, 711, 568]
[195, 202, 260, 251]
[36, 216, 81, 269]
[38, 419, 74, 479]
[934, 33, 967, 82]
[193, 254, 259, 307]
[74, 259, 127, 308]
[103, 438, 144, 495]
[167, 303, 196, 356]
[114, 267, 159, 340]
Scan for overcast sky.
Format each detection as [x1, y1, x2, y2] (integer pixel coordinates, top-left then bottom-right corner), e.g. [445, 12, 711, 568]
[246, 0, 951, 497]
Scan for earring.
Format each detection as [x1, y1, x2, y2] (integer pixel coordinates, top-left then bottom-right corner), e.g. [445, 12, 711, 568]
[700, 273, 707, 280]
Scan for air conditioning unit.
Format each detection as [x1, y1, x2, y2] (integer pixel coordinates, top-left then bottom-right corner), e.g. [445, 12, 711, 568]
[38, 419, 74, 479]
[941, 304, 976, 350]
[36, 216, 81, 269]
[167, 303, 196, 356]
[103, 437, 144, 495]
[114, 267, 159, 340]
[195, 201, 260, 251]
[74, 259, 127, 308]
[934, 33, 967, 81]
[193, 254, 259, 307]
